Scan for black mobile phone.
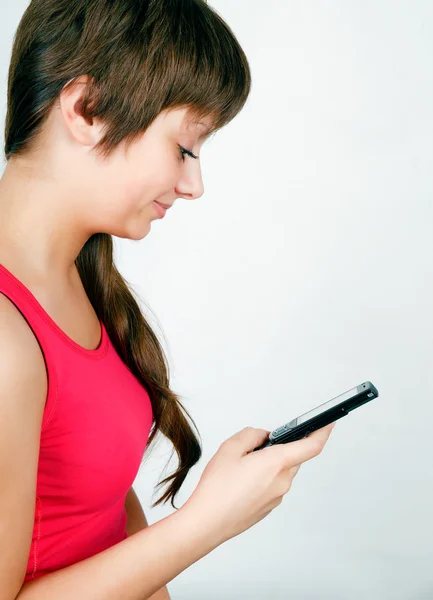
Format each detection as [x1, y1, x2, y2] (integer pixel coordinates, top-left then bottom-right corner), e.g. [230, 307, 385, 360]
[253, 381, 379, 452]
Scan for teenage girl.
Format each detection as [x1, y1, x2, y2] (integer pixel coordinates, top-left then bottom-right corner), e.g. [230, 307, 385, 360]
[0, 1, 335, 598]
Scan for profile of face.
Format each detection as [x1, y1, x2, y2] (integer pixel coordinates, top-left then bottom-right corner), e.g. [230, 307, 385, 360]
[43, 76, 214, 241]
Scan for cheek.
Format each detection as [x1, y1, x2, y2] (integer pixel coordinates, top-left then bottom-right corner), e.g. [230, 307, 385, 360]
[123, 177, 161, 211]
[132, 170, 176, 206]
[102, 150, 178, 208]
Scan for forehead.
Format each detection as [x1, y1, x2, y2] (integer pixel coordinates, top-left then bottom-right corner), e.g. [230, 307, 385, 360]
[195, 123, 213, 141]
[182, 108, 215, 137]
[186, 118, 213, 139]
[159, 107, 214, 140]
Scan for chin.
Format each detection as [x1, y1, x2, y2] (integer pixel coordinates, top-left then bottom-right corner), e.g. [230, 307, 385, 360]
[124, 219, 153, 241]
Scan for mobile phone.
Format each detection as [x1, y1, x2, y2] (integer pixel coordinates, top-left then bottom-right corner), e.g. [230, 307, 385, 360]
[253, 381, 379, 451]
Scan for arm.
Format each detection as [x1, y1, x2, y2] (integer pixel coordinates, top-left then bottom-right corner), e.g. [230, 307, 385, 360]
[2, 299, 221, 600]
[124, 487, 171, 599]
[16, 501, 220, 600]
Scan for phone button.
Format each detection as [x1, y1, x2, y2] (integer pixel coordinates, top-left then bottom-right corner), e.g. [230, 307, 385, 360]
[273, 426, 288, 437]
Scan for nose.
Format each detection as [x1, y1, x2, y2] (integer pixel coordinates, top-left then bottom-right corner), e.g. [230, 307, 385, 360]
[175, 166, 205, 201]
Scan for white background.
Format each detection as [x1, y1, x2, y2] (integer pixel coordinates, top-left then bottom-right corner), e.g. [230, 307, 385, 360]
[1, 1, 433, 598]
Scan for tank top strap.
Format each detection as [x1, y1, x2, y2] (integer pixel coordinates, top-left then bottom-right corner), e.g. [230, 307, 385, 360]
[0, 263, 109, 358]
[0, 262, 110, 431]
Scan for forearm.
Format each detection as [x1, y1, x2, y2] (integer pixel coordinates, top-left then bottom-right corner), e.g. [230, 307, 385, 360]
[125, 487, 171, 599]
[16, 502, 220, 600]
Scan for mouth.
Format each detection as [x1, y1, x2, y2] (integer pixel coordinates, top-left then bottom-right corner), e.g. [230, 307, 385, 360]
[154, 201, 172, 209]
[153, 201, 168, 218]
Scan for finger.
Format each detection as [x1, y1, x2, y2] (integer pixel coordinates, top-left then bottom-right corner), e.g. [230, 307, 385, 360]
[279, 423, 335, 467]
[233, 427, 271, 454]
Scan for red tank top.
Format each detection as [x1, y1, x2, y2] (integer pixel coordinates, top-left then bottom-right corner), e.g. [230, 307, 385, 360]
[0, 263, 154, 582]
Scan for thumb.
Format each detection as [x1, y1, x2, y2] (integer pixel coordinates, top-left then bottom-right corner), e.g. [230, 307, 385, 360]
[232, 427, 271, 454]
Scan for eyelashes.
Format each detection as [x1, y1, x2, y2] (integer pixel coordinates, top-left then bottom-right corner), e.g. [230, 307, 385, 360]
[179, 145, 199, 162]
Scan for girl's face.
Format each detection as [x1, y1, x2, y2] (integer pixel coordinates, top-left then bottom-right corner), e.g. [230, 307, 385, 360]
[83, 106, 214, 240]
[52, 77, 215, 241]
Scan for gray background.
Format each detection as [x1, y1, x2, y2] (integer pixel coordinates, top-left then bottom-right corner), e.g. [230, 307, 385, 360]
[1, 1, 432, 599]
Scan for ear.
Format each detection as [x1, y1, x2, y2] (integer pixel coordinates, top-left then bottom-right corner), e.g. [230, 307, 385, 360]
[59, 75, 105, 148]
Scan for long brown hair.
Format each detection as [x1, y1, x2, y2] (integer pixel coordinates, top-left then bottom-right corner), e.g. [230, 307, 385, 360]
[3, 0, 251, 509]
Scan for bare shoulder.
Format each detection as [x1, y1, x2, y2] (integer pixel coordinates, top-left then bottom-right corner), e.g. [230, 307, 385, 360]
[0, 291, 48, 382]
[0, 291, 48, 423]
[0, 292, 48, 596]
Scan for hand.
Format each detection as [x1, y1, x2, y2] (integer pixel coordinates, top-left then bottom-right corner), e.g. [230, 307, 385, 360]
[182, 423, 335, 546]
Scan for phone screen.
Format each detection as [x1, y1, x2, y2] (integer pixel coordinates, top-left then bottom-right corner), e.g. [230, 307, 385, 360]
[296, 386, 359, 425]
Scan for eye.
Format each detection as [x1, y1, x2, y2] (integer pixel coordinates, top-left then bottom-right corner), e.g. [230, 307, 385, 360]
[178, 145, 199, 163]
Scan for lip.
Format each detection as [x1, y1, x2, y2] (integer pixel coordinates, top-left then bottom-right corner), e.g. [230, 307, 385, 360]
[154, 201, 172, 209]
[153, 201, 168, 218]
